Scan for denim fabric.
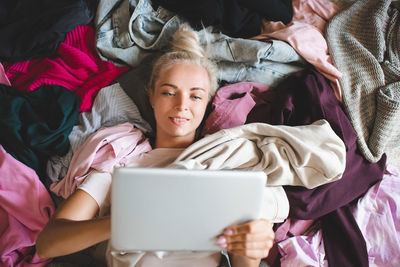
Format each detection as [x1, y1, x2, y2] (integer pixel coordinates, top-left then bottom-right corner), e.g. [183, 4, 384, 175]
[217, 59, 305, 86]
[95, 0, 307, 83]
[95, 0, 183, 67]
[198, 30, 307, 85]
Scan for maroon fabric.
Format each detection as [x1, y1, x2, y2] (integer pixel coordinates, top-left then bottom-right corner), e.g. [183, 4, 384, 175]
[203, 69, 386, 266]
[246, 69, 386, 267]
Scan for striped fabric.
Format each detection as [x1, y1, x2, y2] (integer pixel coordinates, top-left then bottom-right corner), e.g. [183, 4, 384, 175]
[326, 0, 400, 162]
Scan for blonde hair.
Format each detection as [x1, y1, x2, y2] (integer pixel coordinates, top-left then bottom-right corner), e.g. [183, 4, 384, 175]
[147, 24, 218, 100]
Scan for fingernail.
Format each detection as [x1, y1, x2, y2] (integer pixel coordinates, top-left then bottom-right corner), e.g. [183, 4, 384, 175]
[216, 237, 227, 248]
[216, 236, 226, 245]
[224, 229, 233, 235]
[219, 243, 227, 248]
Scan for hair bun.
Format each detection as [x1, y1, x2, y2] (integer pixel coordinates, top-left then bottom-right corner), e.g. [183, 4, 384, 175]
[171, 24, 205, 58]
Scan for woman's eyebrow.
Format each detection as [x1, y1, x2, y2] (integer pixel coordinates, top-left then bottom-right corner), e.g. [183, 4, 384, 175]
[191, 87, 206, 92]
[160, 83, 178, 88]
[160, 83, 205, 92]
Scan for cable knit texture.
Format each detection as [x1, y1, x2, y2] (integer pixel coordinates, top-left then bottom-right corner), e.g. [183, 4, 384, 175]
[326, 0, 400, 162]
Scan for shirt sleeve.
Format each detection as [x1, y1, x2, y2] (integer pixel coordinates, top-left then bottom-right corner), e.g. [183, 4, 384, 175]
[260, 186, 289, 223]
[78, 170, 112, 208]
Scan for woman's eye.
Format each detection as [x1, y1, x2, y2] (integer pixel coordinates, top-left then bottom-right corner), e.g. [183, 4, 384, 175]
[192, 95, 202, 100]
[161, 92, 174, 96]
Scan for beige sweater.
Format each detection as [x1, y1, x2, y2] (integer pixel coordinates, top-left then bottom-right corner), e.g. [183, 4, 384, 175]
[170, 119, 346, 188]
[168, 120, 346, 222]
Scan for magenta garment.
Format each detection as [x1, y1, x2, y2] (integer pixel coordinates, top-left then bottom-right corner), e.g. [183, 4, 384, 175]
[0, 145, 54, 267]
[50, 123, 152, 199]
[202, 82, 271, 136]
[274, 219, 315, 241]
[0, 63, 10, 86]
[3, 25, 129, 112]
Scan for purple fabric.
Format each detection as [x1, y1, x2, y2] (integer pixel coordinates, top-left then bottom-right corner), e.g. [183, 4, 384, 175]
[203, 69, 386, 266]
[202, 82, 271, 136]
[276, 165, 400, 266]
[202, 82, 270, 135]
[246, 69, 386, 267]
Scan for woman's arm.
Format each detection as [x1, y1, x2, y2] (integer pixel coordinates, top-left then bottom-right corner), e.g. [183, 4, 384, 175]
[217, 219, 274, 267]
[36, 189, 111, 258]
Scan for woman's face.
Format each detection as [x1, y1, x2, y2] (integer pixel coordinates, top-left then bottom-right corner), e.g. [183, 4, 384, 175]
[149, 62, 211, 148]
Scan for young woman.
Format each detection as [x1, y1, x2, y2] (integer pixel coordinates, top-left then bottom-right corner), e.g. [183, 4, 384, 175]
[36, 25, 274, 267]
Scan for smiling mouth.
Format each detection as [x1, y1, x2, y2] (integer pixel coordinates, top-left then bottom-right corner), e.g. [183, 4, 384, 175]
[169, 117, 189, 125]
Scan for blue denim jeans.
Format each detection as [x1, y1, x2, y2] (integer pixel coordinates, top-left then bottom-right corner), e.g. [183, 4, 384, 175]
[95, 0, 307, 86]
[95, 0, 183, 67]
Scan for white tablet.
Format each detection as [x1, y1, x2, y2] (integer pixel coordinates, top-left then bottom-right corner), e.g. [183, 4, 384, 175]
[111, 167, 266, 253]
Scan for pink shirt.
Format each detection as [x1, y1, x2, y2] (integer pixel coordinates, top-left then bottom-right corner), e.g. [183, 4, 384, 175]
[252, 0, 343, 100]
[0, 145, 54, 267]
[50, 123, 152, 199]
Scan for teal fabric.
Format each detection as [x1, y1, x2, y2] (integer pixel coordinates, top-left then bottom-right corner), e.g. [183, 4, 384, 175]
[0, 85, 79, 175]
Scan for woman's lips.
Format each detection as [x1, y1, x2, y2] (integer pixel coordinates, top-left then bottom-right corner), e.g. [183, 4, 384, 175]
[169, 116, 189, 125]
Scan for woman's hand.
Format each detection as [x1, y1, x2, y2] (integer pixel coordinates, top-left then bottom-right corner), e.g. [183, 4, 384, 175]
[216, 219, 274, 260]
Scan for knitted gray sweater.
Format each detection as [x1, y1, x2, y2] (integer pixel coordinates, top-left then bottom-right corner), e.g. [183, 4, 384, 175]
[326, 0, 400, 162]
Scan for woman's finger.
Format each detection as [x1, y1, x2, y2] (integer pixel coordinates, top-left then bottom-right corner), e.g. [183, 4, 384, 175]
[224, 232, 274, 243]
[228, 248, 271, 260]
[225, 219, 273, 235]
[227, 240, 274, 251]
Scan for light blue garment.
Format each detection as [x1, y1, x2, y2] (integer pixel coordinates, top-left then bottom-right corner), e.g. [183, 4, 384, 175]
[197, 29, 307, 85]
[95, 0, 307, 85]
[95, 0, 183, 67]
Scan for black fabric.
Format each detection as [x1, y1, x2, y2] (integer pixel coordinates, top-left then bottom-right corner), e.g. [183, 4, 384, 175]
[246, 69, 386, 267]
[152, 0, 293, 38]
[237, 0, 293, 24]
[0, 85, 79, 179]
[0, 0, 97, 62]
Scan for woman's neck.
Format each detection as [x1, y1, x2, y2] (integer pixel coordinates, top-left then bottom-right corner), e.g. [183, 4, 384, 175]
[154, 133, 195, 149]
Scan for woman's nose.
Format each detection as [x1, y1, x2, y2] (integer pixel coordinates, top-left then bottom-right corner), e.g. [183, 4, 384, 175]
[175, 94, 189, 110]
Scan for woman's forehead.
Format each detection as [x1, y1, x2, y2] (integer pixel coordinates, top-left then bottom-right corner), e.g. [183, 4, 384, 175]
[156, 62, 211, 91]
